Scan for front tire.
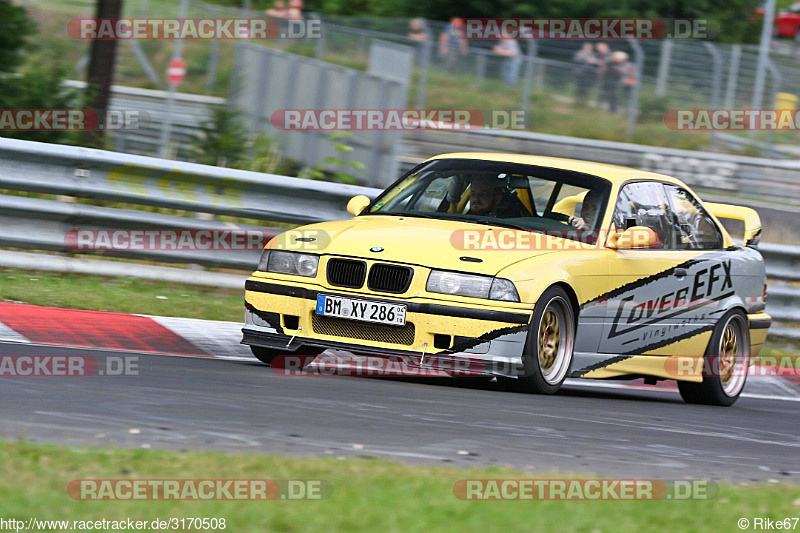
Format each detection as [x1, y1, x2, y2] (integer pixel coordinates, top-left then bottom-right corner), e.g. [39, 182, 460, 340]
[517, 286, 576, 394]
[678, 309, 750, 406]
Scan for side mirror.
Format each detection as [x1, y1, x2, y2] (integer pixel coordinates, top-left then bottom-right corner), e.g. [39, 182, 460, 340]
[347, 195, 371, 217]
[606, 226, 658, 250]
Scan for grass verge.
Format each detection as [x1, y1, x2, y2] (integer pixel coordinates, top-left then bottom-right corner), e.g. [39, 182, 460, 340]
[0, 268, 244, 322]
[1, 439, 799, 532]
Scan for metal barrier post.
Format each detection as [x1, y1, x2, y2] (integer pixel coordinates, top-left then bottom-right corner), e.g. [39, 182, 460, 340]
[206, 5, 221, 92]
[159, 0, 190, 158]
[626, 39, 644, 140]
[704, 42, 723, 147]
[520, 40, 537, 127]
[415, 38, 432, 110]
[655, 40, 672, 98]
[764, 60, 782, 155]
[724, 44, 742, 109]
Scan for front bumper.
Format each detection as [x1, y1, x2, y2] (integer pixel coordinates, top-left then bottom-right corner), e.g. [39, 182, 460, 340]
[242, 277, 532, 377]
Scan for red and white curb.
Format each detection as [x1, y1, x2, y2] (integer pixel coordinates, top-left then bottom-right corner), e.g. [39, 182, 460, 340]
[0, 302, 252, 360]
[0, 302, 797, 401]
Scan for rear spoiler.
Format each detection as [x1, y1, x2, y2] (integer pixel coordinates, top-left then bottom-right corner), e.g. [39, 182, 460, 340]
[705, 202, 762, 248]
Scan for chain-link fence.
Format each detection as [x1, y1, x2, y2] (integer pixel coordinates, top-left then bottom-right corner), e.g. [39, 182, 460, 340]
[25, 0, 800, 155]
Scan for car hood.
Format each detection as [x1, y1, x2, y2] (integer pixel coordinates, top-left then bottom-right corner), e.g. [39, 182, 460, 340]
[273, 215, 584, 276]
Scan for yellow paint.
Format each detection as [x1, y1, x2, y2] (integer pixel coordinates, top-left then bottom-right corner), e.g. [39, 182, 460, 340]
[705, 202, 762, 246]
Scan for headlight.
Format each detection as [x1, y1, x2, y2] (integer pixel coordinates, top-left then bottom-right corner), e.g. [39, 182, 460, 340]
[257, 250, 319, 277]
[426, 270, 520, 302]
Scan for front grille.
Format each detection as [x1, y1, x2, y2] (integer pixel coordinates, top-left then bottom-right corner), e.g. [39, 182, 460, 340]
[312, 314, 415, 345]
[327, 258, 366, 288]
[368, 263, 413, 293]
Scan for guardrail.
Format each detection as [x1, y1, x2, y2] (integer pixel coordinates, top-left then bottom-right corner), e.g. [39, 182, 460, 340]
[63, 81, 226, 161]
[0, 137, 798, 338]
[0, 137, 379, 270]
[0, 138, 381, 225]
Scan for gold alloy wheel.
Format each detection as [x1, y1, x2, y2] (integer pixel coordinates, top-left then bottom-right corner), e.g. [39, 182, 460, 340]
[530, 292, 575, 388]
[538, 310, 560, 371]
[719, 325, 738, 384]
[717, 314, 749, 398]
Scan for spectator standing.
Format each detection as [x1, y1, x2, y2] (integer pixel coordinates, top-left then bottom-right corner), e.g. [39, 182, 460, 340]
[612, 51, 637, 113]
[493, 36, 522, 85]
[286, 0, 305, 20]
[606, 51, 637, 113]
[408, 18, 428, 42]
[594, 42, 612, 107]
[265, 1, 289, 18]
[573, 43, 597, 103]
[439, 17, 468, 69]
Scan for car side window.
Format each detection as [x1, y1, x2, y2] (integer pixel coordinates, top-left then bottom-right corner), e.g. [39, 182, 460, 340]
[663, 185, 722, 250]
[612, 182, 676, 250]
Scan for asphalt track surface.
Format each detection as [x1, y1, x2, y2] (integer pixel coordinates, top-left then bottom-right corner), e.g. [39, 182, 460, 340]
[1, 341, 798, 483]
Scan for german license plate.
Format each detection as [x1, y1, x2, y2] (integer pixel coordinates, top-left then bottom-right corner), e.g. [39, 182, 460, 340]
[315, 294, 406, 326]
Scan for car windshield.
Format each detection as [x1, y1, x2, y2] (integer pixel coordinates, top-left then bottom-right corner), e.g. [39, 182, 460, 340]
[364, 158, 611, 241]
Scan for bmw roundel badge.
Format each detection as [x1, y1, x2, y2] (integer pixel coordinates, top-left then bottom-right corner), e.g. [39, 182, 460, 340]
[370, 246, 384, 253]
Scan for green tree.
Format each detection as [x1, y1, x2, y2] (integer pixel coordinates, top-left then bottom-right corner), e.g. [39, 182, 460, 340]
[192, 107, 250, 166]
[0, 2, 81, 144]
[0, 61, 81, 143]
[0, 0, 35, 73]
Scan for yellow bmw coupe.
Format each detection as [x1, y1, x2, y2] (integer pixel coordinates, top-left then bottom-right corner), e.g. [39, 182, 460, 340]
[242, 153, 770, 406]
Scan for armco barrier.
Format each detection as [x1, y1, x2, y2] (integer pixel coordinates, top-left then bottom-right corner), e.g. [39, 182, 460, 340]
[0, 138, 381, 226]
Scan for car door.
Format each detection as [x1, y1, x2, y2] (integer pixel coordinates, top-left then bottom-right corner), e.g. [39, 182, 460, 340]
[599, 181, 715, 355]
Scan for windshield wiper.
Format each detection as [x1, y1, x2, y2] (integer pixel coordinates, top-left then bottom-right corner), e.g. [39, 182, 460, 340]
[369, 211, 438, 219]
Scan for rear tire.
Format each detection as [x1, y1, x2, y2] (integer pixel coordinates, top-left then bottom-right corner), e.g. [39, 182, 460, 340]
[678, 309, 749, 406]
[517, 286, 576, 394]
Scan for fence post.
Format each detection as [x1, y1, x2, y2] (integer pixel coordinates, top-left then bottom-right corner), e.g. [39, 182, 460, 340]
[764, 59, 782, 156]
[655, 40, 672, 98]
[476, 52, 486, 80]
[751, 0, 776, 141]
[367, 80, 392, 188]
[206, 5, 221, 92]
[703, 42, 723, 147]
[626, 39, 644, 141]
[415, 37, 432, 109]
[724, 44, 742, 109]
[520, 40, 537, 127]
[315, 16, 326, 59]
[159, 0, 190, 158]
